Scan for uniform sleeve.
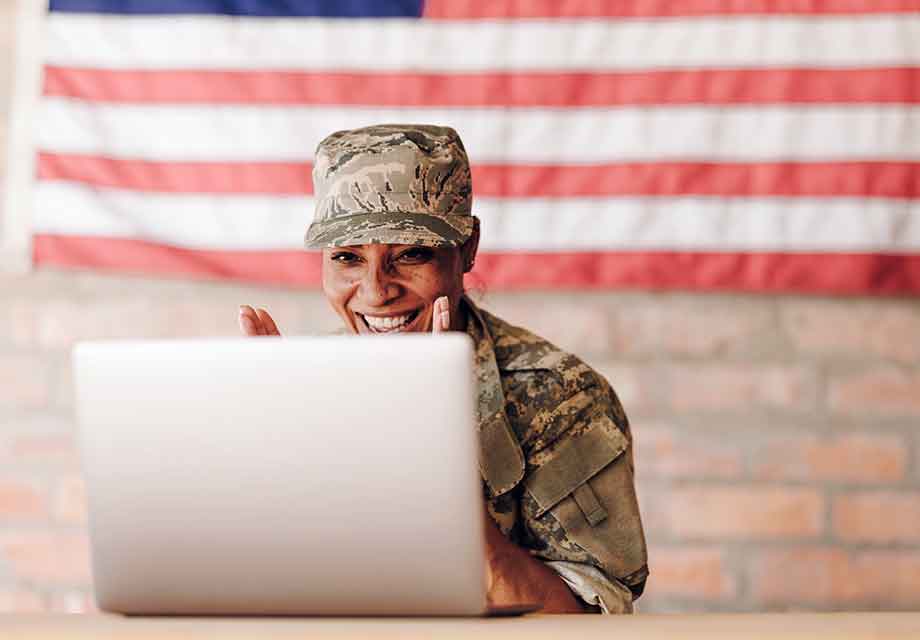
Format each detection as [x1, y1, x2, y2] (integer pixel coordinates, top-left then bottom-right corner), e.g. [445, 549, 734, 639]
[518, 381, 649, 614]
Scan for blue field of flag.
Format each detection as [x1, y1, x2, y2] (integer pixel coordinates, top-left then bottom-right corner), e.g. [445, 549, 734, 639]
[48, 0, 425, 17]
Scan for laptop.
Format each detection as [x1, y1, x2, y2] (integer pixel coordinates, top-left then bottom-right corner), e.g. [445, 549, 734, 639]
[73, 334, 536, 616]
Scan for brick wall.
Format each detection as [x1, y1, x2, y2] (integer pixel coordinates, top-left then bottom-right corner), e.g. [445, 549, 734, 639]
[2, 6, 920, 615]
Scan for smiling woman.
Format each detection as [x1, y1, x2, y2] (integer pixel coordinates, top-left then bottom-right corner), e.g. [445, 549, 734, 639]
[238, 124, 648, 614]
[324, 240, 474, 335]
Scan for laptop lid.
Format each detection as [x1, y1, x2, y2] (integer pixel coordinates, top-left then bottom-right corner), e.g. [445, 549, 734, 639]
[74, 334, 489, 616]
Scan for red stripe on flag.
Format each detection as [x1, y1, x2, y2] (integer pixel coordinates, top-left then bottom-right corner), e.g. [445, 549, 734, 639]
[37, 153, 312, 194]
[473, 252, 920, 294]
[42, 66, 920, 106]
[472, 162, 920, 200]
[38, 153, 920, 199]
[423, 0, 920, 19]
[34, 234, 322, 286]
[33, 235, 920, 295]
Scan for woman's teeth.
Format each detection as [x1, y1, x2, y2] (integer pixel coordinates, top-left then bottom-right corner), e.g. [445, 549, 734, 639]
[363, 313, 413, 333]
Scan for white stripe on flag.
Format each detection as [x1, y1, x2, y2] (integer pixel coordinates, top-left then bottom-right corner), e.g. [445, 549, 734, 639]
[45, 13, 920, 71]
[37, 100, 920, 162]
[33, 182, 920, 252]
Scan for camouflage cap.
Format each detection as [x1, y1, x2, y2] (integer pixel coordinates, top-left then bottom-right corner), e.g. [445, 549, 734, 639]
[304, 124, 475, 249]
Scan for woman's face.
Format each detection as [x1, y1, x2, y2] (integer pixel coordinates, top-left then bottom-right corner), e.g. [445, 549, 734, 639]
[322, 230, 478, 335]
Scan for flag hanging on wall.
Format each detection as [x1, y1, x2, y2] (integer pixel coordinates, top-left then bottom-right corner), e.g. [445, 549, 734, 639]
[30, 0, 920, 293]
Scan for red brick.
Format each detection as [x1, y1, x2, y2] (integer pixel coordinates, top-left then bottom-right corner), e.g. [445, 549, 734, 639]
[643, 547, 737, 600]
[613, 300, 773, 358]
[14, 293, 341, 346]
[10, 299, 155, 349]
[7, 432, 79, 466]
[0, 355, 50, 409]
[0, 1, 14, 39]
[53, 475, 87, 525]
[833, 492, 920, 544]
[828, 368, 920, 417]
[664, 364, 818, 412]
[10, 297, 258, 350]
[662, 486, 824, 540]
[479, 296, 612, 356]
[0, 589, 46, 613]
[0, 532, 92, 585]
[782, 301, 920, 363]
[0, 478, 48, 522]
[52, 360, 74, 410]
[752, 433, 907, 484]
[750, 547, 847, 606]
[633, 424, 744, 480]
[592, 364, 646, 413]
[847, 551, 920, 608]
[751, 547, 920, 608]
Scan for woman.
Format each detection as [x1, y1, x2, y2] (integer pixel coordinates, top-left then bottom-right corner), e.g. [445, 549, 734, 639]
[238, 124, 648, 614]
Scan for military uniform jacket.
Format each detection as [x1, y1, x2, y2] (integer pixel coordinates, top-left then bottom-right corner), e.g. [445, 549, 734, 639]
[466, 298, 649, 613]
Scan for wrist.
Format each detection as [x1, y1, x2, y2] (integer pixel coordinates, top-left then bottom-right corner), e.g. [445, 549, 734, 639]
[483, 517, 584, 612]
[486, 541, 583, 612]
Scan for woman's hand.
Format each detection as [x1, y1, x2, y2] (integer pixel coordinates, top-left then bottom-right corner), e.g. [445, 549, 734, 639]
[238, 305, 282, 336]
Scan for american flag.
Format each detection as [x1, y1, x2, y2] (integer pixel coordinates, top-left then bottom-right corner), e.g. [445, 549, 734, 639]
[30, 0, 920, 293]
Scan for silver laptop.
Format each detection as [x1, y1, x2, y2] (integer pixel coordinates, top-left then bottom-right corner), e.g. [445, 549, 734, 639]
[74, 334, 529, 616]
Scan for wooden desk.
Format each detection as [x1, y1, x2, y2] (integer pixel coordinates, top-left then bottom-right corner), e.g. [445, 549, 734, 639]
[3, 612, 919, 639]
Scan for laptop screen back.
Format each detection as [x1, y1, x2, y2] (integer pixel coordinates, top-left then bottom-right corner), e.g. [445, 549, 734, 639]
[74, 334, 488, 616]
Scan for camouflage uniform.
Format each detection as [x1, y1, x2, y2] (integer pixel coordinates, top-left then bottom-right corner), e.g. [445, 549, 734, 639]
[306, 124, 648, 613]
[465, 296, 648, 613]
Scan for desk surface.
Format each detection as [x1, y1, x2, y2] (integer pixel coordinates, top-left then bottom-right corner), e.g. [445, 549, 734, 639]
[3, 612, 919, 640]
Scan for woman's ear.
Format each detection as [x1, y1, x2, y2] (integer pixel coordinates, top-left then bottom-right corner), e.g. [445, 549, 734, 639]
[461, 217, 481, 273]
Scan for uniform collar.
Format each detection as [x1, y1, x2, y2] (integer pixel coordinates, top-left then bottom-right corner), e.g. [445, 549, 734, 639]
[463, 297, 526, 497]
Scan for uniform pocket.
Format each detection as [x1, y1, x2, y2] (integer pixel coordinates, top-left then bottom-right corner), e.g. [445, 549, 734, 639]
[524, 417, 628, 521]
[524, 416, 648, 596]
